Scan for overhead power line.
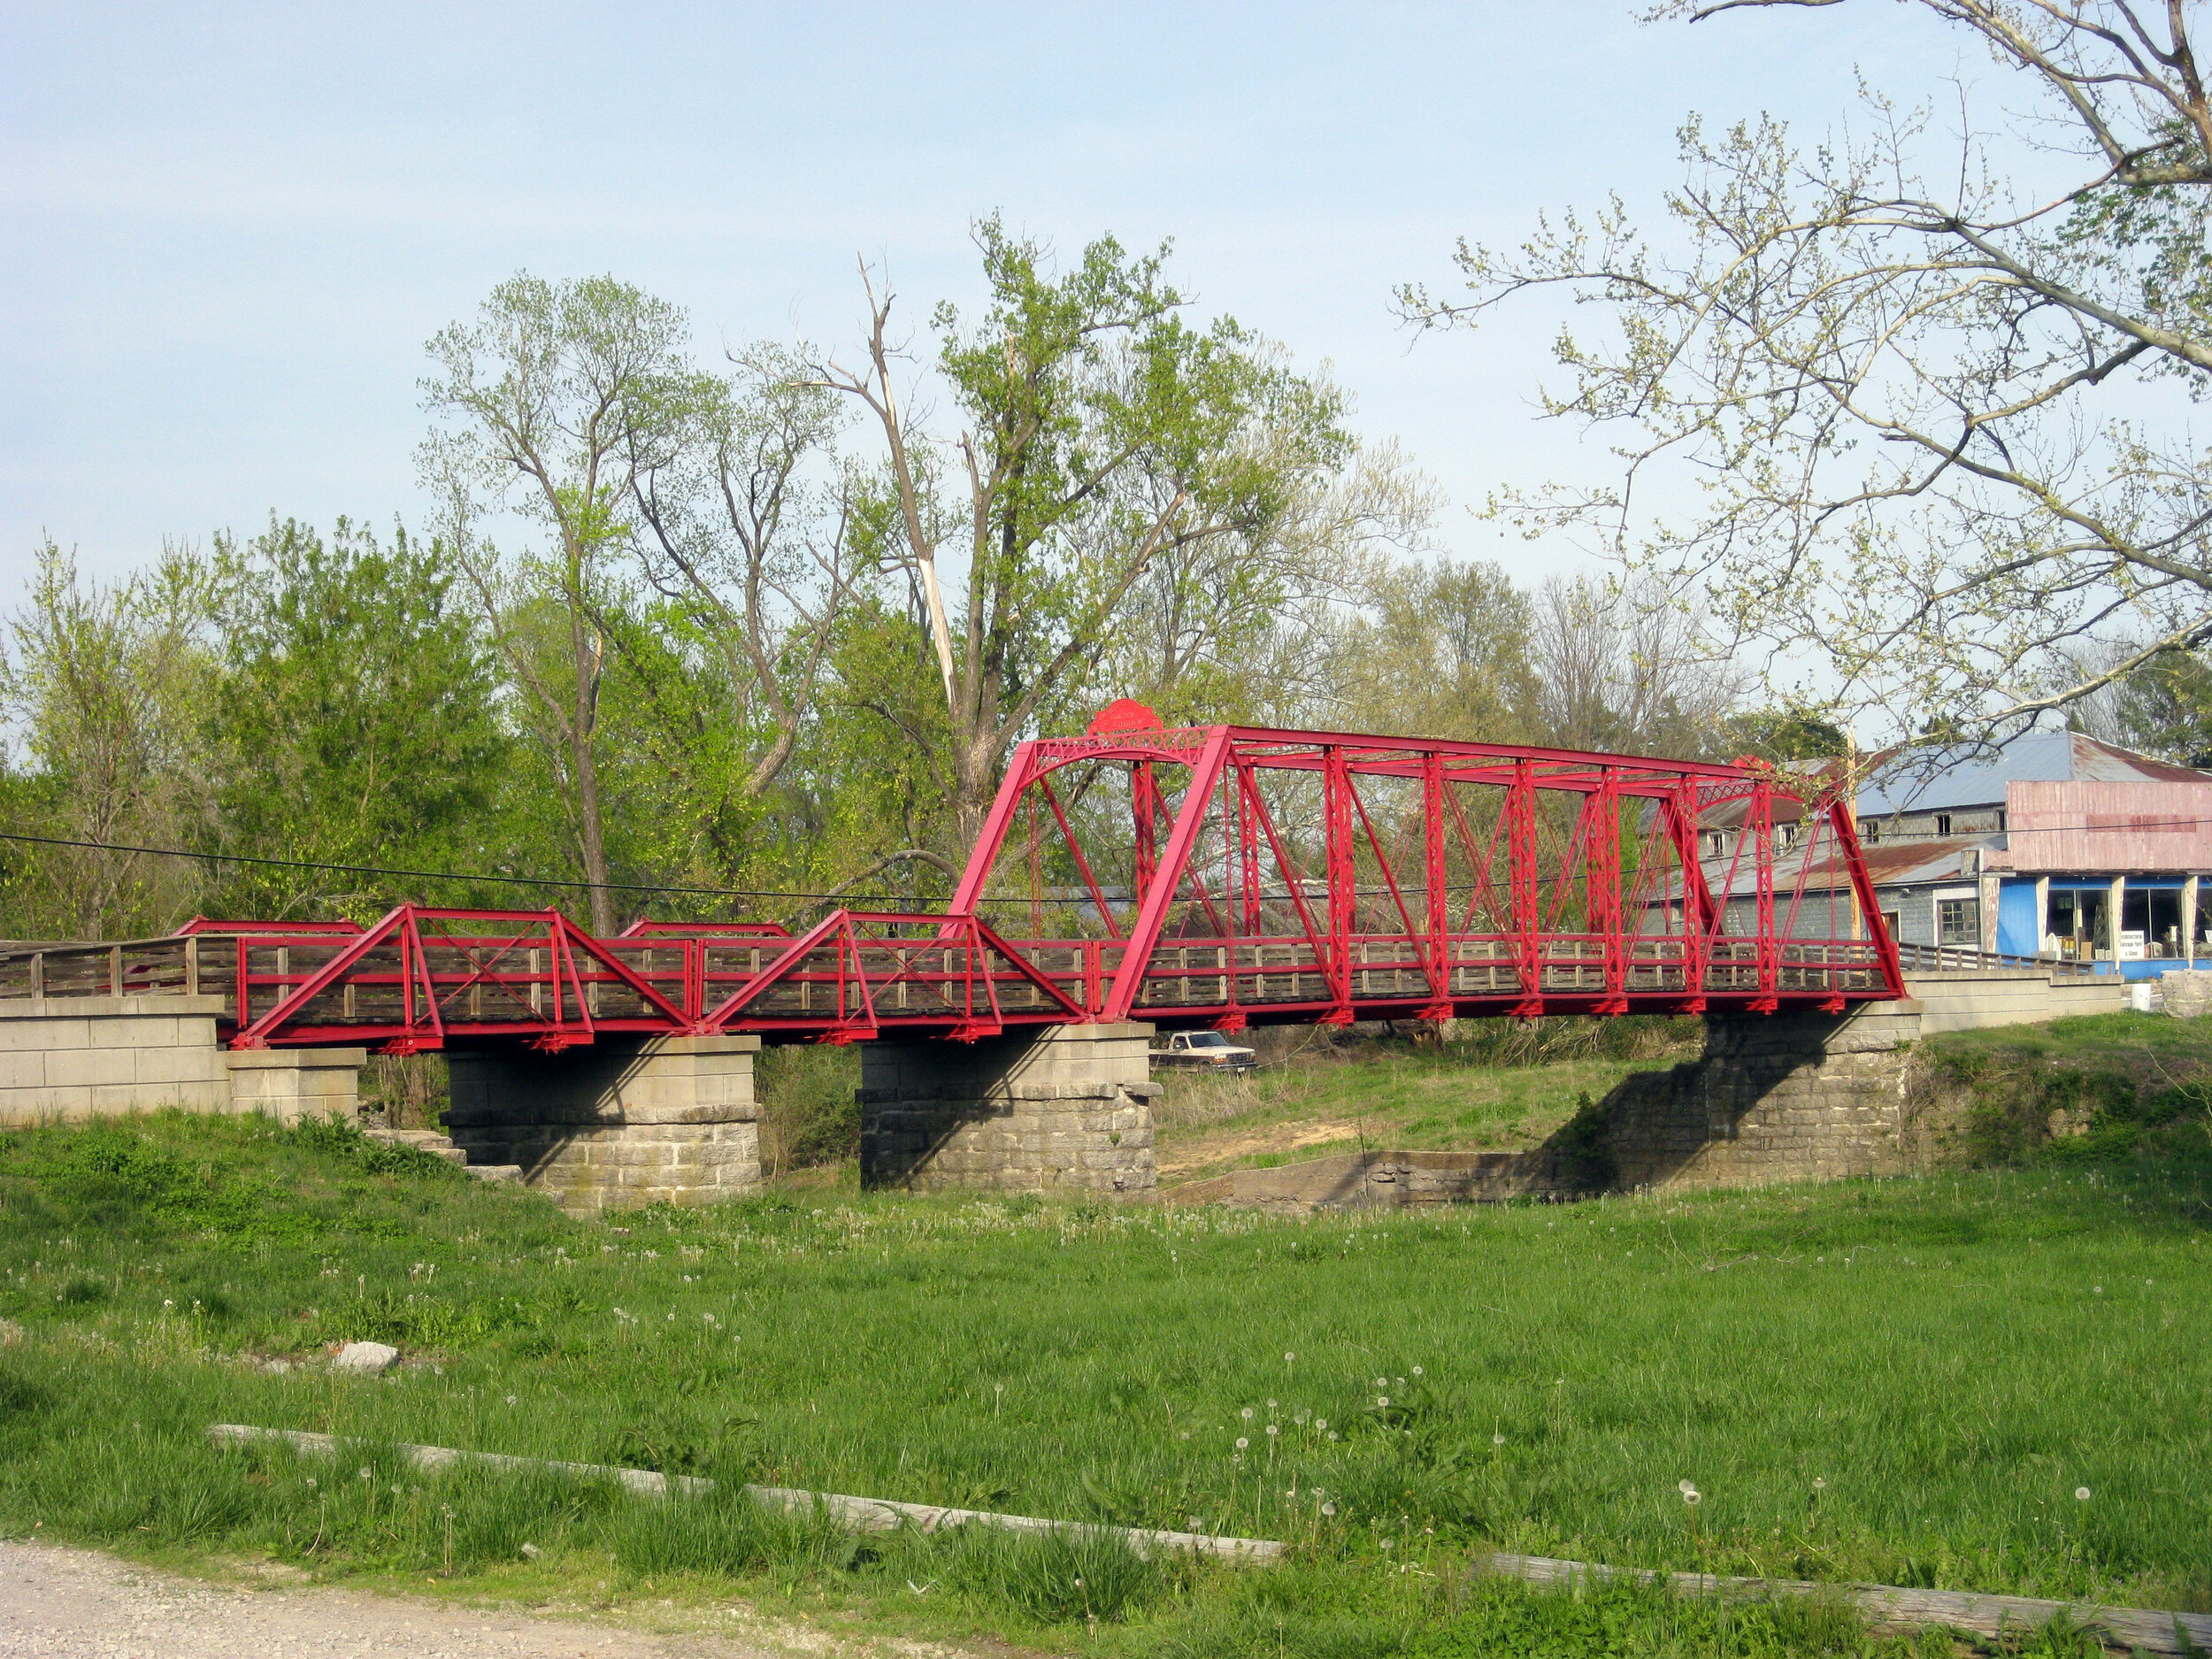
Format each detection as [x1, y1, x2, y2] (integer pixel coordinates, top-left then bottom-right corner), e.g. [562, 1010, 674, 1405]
[0, 830, 934, 907]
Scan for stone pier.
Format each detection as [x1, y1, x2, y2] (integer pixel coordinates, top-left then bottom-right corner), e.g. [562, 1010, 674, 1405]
[858, 1022, 1159, 1195]
[1589, 1002, 1930, 1190]
[442, 1033, 762, 1217]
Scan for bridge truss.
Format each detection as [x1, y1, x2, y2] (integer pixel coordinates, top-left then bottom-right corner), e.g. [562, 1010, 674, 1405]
[0, 720, 1905, 1050]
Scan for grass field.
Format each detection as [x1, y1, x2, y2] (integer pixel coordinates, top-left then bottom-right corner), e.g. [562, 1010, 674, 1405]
[1153, 1018, 1701, 1182]
[1, 1063, 2208, 1655]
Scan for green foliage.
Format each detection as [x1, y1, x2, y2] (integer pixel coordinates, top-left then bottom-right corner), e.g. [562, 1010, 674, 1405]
[754, 1043, 861, 1173]
[0, 539, 220, 936]
[1724, 710, 1849, 764]
[2114, 649, 2212, 768]
[1328, 557, 1537, 744]
[205, 517, 511, 918]
[1923, 1013, 2212, 1167]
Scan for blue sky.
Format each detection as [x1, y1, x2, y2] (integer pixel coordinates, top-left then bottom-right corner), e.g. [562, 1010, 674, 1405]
[2, 1, 1939, 589]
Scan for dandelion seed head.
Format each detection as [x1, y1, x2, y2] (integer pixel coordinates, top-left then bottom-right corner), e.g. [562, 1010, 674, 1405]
[1284, 1351, 1295, 1363]
[1492, 1432, 1505, 1447]
[2076, 1486, 2092, 1502]
[1235, 1436, 1248, 1450]
[1377, 1395, 1389, 1408]
[1241, 1406, 1254, 1419]
[1266, 1424, 1279, 1437]
[1321, 1501, 1338, 1517]
[1411, 1365, 1423, 1377]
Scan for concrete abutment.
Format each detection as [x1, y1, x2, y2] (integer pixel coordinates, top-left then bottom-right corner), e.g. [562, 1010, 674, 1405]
[858, 1022, 1160, 1196]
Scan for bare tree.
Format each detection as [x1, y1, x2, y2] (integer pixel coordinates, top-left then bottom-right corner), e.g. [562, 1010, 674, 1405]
[1531, 574, 1742, 755]
[1405, 0, 2212, 745]
[626, 342, 863, 801]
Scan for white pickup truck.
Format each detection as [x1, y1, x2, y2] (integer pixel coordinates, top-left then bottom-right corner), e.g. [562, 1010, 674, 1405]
[1148, 1030, 1257, 1075]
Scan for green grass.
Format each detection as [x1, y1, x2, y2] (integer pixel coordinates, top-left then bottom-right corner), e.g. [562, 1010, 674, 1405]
[1921, 1012, 2212, 1167]
[0, 1107, 2208, 1654]
[1155, 1018, 1698, 1179]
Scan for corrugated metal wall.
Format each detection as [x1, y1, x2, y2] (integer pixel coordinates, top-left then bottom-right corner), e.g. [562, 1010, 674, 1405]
[2005, 781, 2212, 872]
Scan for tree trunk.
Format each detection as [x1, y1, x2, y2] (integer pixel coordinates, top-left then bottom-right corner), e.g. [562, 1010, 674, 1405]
[572, 729, 616, 935]
[569, 612, 616, 936]
[952, 733, 1000, 864]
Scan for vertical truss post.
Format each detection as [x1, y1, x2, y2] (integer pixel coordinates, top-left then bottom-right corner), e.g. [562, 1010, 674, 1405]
[1752, 780, 1778, 1014]
[1667, 780, 1713, 1012]
[1132, 760, 1158, 904]
[1588, 767, 1626, 1014]
[1509, 759, 1542, 1018]
[1323, 745, 1356, 1022]
[1024, 791, 1046, 935]
[1422, 753, 1452, 1018]
[1236, 757, 1263, 937]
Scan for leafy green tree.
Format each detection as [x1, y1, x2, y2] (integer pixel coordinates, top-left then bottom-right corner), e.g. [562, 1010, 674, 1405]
[2115, 649, 2212, 766]
[419, 273, 697, 931]
[1722, 709, 1849, 765]
[0, 541, 219, 939]
[203, 518, 512, 919]
[1405, 0, 2212, 745]
[1324, 556, 1538, 742]
[815, 220, 1354, 843]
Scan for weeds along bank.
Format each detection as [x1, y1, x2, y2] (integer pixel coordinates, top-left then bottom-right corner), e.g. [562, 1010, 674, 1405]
[0, 1110, 2207, 1654]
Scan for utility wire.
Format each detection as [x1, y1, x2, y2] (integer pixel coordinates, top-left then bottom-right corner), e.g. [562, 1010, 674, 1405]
[0, 830, 934, 907]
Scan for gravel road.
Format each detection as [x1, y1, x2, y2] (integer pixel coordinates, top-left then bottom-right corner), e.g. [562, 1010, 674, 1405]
[0, 1540, 832, 1659]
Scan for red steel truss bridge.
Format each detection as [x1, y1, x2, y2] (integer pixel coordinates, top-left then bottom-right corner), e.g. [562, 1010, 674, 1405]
[4, 714, 1905, 1052]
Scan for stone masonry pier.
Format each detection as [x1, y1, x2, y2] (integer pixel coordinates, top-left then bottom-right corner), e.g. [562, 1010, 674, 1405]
[858, 1023, 1159, 1196]
[1595, 1003, 1929, 1190]
[443, 1034, 762, 1217]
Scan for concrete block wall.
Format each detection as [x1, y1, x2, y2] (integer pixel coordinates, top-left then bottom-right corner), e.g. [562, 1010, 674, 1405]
[226, 1047, 366, 1124]
[445, 1033, 761, 1216]
[1905, 970, 2126, 1032]
[858, 1023, 1159, 1196]
[0, 997, 234, 1125]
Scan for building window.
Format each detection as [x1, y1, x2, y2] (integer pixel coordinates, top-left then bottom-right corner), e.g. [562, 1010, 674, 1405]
[1863, 820, 1880, 843]
[1935, 812, 1953, 837]
[1879, 909, 1901, 940]
[1938, 897, 1979, 946]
